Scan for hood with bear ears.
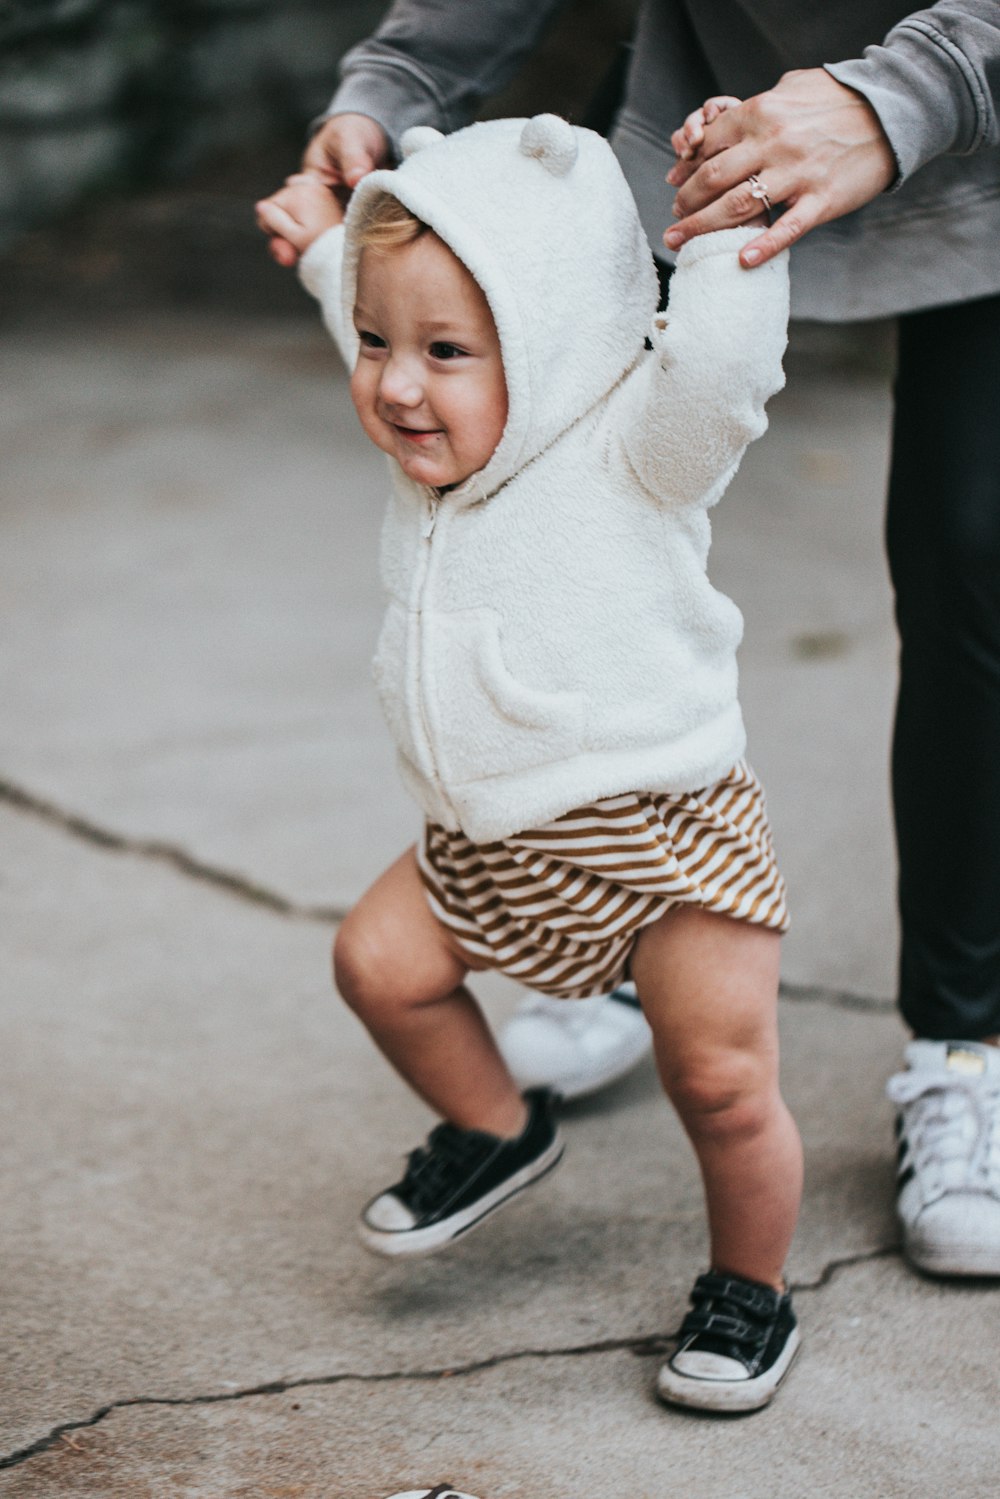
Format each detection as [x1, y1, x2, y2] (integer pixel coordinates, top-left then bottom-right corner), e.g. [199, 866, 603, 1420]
[340, 115, 660, 495]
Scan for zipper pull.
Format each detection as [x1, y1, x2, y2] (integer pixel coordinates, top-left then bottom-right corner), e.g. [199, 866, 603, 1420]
[421, 492, 439, 538]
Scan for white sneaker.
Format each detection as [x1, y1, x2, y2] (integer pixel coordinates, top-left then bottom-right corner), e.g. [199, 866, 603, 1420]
[887, 1040, 1000, 1276]
[498, 984, 653, 1100]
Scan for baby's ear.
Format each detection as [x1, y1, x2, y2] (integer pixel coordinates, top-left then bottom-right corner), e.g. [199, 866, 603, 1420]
[401, 126, 445, 158]
[519, 114, 578, 176]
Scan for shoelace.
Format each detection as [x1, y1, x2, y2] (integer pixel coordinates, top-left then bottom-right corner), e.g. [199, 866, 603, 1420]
[398, 1124, 496, 1213]
[888, 1072, 1000, 1199]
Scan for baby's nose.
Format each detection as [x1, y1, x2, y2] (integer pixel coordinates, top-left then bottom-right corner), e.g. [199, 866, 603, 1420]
[379, 358, 423, 407]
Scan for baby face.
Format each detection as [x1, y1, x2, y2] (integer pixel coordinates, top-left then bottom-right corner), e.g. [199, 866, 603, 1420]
[351, 232, 508, 489]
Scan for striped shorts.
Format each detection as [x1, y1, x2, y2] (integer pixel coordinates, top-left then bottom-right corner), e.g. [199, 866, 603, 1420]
[418, 760, 789, 999]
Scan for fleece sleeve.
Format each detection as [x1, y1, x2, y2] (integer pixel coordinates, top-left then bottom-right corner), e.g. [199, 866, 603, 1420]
[825, 1, 1000, 186]
[319, 0, 571, 156]
[617, 228, 789, 510]
[297, 224, 356, 369]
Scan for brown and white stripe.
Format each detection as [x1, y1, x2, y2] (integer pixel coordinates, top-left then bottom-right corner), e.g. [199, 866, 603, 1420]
[418, 760, 789, 999]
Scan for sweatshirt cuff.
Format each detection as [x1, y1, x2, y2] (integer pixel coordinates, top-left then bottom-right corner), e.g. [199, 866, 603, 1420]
[674, 226, 775, 267]
[319, 51, 450, 160]
[298, 223, 344, 301]
[826, 20, 991, 188]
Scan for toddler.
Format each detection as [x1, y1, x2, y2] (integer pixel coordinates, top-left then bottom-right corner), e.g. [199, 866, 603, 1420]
[256, 114, 801, 1414]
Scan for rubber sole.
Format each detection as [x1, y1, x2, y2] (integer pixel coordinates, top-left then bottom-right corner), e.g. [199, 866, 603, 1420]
[656, 1326, 801, 1413]
[905, 1235, 1000, 1278]
[358, 1133, 565, 1258]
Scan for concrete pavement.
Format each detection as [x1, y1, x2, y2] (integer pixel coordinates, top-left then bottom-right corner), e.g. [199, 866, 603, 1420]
[2, 289, 998, 1497]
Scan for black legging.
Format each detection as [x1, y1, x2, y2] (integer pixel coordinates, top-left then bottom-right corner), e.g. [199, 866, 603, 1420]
[888, 292, 1000, 1040]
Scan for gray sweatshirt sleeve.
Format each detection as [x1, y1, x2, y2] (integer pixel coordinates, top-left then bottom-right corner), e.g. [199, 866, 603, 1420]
[825, 2, 1000, 184]
[321, 0, 571, 155]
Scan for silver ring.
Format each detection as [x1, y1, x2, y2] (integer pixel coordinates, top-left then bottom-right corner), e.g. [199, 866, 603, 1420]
[746, 173, 773, 212]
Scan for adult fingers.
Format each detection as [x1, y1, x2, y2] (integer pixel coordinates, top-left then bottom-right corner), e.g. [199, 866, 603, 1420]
[663, 170, 783, 252]
[734, 195, 823, 266]
[302, 114, 389, 188]
[666, 153, 698, 189]
[669, 141, 763, 222]
[669, 91, 777, 197]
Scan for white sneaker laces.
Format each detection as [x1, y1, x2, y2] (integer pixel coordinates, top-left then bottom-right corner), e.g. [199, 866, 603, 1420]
[888, 1071, 1000, 1201]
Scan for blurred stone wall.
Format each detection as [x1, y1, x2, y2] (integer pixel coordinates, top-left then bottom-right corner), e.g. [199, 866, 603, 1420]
[0, 1, 639, 253]
[0, 0, 639, 318]
[0, 0, 385, 250]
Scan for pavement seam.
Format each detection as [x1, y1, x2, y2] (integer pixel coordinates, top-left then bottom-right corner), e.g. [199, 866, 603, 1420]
[0, 1246, 898, 1471]
[0, 776, 349, 925]
[0, 775, 893, 1012]
[778, 980, 893, 1014]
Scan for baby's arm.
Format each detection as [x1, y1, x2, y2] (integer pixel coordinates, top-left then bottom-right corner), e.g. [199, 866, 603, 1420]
[255, 176, 351, 361]
[618, 228, 789, 507]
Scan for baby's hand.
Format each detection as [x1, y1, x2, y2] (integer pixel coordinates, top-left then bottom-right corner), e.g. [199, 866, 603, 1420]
[666, 96, 742, 185]
[255, 174, 344, 266]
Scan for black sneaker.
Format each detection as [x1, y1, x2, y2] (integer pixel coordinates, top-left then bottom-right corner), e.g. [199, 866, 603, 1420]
[656, 1271, 800, 1412]
[358, 1089, 564, 1257]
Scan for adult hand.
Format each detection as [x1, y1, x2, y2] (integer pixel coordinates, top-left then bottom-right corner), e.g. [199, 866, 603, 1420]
[662, 69, 897, 268]
[262, 113, 390, 268]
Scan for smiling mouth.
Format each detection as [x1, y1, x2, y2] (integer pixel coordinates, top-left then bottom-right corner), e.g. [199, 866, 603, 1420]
[391, 423, 442, 444]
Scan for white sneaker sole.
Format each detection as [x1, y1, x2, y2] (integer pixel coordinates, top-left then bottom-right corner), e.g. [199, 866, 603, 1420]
[904, 1233, 1000, 1278]
[656, 1326, 801, 1413]
[358, 1133, 565, 1258]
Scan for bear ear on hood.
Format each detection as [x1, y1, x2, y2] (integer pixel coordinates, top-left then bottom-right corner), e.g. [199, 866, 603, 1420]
[401, 125, 445, 157]
[519, 114, 578, 176]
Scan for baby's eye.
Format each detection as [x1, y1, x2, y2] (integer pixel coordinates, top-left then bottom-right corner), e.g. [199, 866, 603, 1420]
[429, 341, 467, 361]
[358, 330, 386, 349]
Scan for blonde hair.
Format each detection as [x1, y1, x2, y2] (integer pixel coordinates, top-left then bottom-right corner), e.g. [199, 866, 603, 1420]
[354, 191, 429, 252]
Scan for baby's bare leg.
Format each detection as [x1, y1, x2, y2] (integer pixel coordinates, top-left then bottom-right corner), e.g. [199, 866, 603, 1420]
[333, 847, 527, 1138]
[631, 905, 802, 1289]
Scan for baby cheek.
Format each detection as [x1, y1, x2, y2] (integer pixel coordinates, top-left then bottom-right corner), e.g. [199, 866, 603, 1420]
[349, 362, 369, 417]
[348, 371, 386, 455]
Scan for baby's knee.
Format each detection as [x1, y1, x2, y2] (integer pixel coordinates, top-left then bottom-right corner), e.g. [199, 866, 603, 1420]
[664, 1048, 776, 1141]
[332, 914, 392, 1018]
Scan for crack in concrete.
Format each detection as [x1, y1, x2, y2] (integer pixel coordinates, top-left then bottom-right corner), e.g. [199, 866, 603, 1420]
[790, 1242, 900, 1291]
[0, 776, 349, 925]
[1, 776, 893, 1013]
[779, 980, 893, 1014]
[0, 1246, 898, 1472]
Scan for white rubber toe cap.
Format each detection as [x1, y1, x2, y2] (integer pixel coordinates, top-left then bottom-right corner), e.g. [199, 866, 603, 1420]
[668, 1349, 748, 1381]
[907, 1193, 1000, 1275]
[362, 1192, 416, 1232]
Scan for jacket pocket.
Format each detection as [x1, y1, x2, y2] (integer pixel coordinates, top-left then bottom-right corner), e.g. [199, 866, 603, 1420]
[427, 610, 586, 784]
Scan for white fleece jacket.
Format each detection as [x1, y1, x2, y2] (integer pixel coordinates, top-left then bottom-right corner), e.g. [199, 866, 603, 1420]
[300, 115, 789, 844]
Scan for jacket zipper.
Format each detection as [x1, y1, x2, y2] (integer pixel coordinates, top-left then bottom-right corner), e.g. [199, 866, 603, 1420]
[412, 488, 455, 820]
[420, 489, 438, 540]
